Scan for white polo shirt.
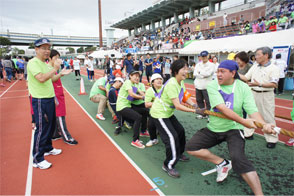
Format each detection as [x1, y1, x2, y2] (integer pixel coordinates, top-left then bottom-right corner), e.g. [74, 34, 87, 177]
[245, 61, 280, 91]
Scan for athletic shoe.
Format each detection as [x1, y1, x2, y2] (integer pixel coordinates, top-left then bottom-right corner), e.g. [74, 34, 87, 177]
[124, 121, 132, 129]
[114, 127, 122, 135]
[44, 148, 62, 156]
[112, 116, 119, 124]
[131, 139, 145, 149]
[146, 139, 159, 147]
[285, 138, 294, 147]
[216, 160, 232, 182]
[162, 165, 180, 178]
[96, 113, 106, 120]
[33, 160, 52, 169]
[196, 114, 203, 119]
[179, 154, 190, 162]
[64, 139, 78, 145]
[52, 135, 62, 141]
[266, 142, 276, 149]
[140, 131, 150, 137]
[0, 83, 5, 87]
[245, 135, 254, 140]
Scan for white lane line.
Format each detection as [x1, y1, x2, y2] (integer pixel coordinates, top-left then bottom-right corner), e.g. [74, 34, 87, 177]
[25, 129, 34, 196]
[0, 80, 18, 98]
[0, 95, 28, 100]
[63, 87, 164, 196]
[0, 89, 28, 93]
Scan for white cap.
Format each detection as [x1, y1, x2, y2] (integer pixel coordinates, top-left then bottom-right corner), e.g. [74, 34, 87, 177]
[114, 77, 124, 83]
[150, 73, 163, 83]
[116, 65, 121, 70]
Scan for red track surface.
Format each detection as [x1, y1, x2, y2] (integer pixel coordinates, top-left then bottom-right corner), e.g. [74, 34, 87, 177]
[1, 80, 158, 195]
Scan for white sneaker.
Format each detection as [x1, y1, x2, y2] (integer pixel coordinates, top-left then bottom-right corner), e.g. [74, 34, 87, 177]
[32, 160, 52, 169]
[96, 113, 106, 120]
[196, 114, 203, 119]
[216, 160, 232, 182]
[146, 139, 159, 147]
[44, 148, 62, 156]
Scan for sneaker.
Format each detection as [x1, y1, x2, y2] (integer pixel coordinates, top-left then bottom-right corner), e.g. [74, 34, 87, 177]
[146, 139, 159, 147]
[114, 127, 122, 135]
[216, 160, 232, 182]
[285, 138, 294, 147]
[196, 114, 203, 119]
[44, 148, 62, 156]
[96, 113, 106, 120]
[124, 121, 132, 129]
[52, 135, 62, 141]
[64, 138, 78, 145]
[162, 165, 180, 178]
[140, 131, 150, 137]
[131, 139, 145, 149]
[266, 142, 276, 149]
[0, 83, 5, 87]
[245, 135, 254, 140]
[33, 160, 52, 169]
[112, 116, 119, 124]
[179, 154, 190, 162]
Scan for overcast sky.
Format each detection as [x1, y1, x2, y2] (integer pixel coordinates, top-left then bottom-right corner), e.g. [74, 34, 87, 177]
[0, 0, 242, 38]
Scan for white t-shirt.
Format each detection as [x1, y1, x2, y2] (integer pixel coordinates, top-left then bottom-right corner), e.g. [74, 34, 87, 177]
[274, 59, 287, 78]
[88, 60, 94, 71]
[73, 59, 80, 70]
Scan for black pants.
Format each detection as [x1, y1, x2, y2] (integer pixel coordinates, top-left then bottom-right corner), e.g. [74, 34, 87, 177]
[163, 74, 170, 84]
[32, 97, 55, 163]
[118, 106, 148, 141]
[53, 116, 73, 141]
[277, 78, 285, 94]
[74, 70, 81, 77]
[153, 115, 186, 169]
[148, 116, 158, 140]
[196, 88, 211, 110]
[186, 128, 255, 174]
[146, 69, 153, 83]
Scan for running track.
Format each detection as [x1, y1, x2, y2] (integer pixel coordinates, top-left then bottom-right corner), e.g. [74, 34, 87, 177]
[0, 80, 161, 195]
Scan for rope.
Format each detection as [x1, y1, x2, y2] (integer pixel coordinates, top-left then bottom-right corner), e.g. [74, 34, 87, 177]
[182, 103, 294, 138]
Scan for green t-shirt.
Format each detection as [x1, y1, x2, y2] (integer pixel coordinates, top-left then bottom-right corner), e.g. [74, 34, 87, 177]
[145, 86, 162, 103]
[278, 16, 288, 24]
[27, 57, 55, 98]
[150, 77, 186, 118]
[89, 77, 107, 98]
[207, 79, 258, 132]
[106, 82, 112, 92]
[291, 12, 294, 19]
[116, 80, 140, 111]
[132, 83, 146, 105]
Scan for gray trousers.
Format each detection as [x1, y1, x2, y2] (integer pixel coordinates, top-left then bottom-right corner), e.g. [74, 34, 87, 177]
[196, 88, 211, 110]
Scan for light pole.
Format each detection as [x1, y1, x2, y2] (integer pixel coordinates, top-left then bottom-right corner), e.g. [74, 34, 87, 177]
[98, 0, 103, 48]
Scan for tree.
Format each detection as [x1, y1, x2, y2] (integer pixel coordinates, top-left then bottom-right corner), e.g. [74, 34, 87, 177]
[66, 47, 75, 54]
[0, 37, 11, 57]
[28, 42, 35, 49]
[77, 47, 84, 53]
[0, 37, 11, 46]
[18, 49, 25, 54]
[85, 46, 97, 52]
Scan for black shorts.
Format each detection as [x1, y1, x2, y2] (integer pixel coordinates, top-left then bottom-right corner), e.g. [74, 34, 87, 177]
[186, 127, 255, 174]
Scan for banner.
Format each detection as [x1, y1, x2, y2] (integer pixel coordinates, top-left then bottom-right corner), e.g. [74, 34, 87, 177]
[209, 21, 216, 27]
[272, 46, 291, 65]
[195, 25, 200, 31]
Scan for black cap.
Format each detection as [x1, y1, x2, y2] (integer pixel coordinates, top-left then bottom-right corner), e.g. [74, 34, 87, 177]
[126, 53, 132, 57]
[129, 69, 141, 76]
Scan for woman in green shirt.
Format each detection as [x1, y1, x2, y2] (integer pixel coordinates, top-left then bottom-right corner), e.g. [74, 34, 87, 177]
[116, 70, 148, 149]
[150, 59, 196, 178]
[144, 73, 163, 147]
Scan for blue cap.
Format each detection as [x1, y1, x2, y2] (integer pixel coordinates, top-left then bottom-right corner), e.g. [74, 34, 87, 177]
[218, 60, 240, 79]
[200, 50, 209, 57]
[34, 38, 51, 47]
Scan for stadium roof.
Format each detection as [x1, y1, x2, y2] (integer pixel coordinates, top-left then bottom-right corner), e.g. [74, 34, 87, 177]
[111, 0, 225, 30]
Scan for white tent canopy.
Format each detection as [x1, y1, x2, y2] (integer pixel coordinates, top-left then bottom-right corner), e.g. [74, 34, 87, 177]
[89, 49, 122, 58]
[179, 29, 294, 55]
[76, 54, 85, 59]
